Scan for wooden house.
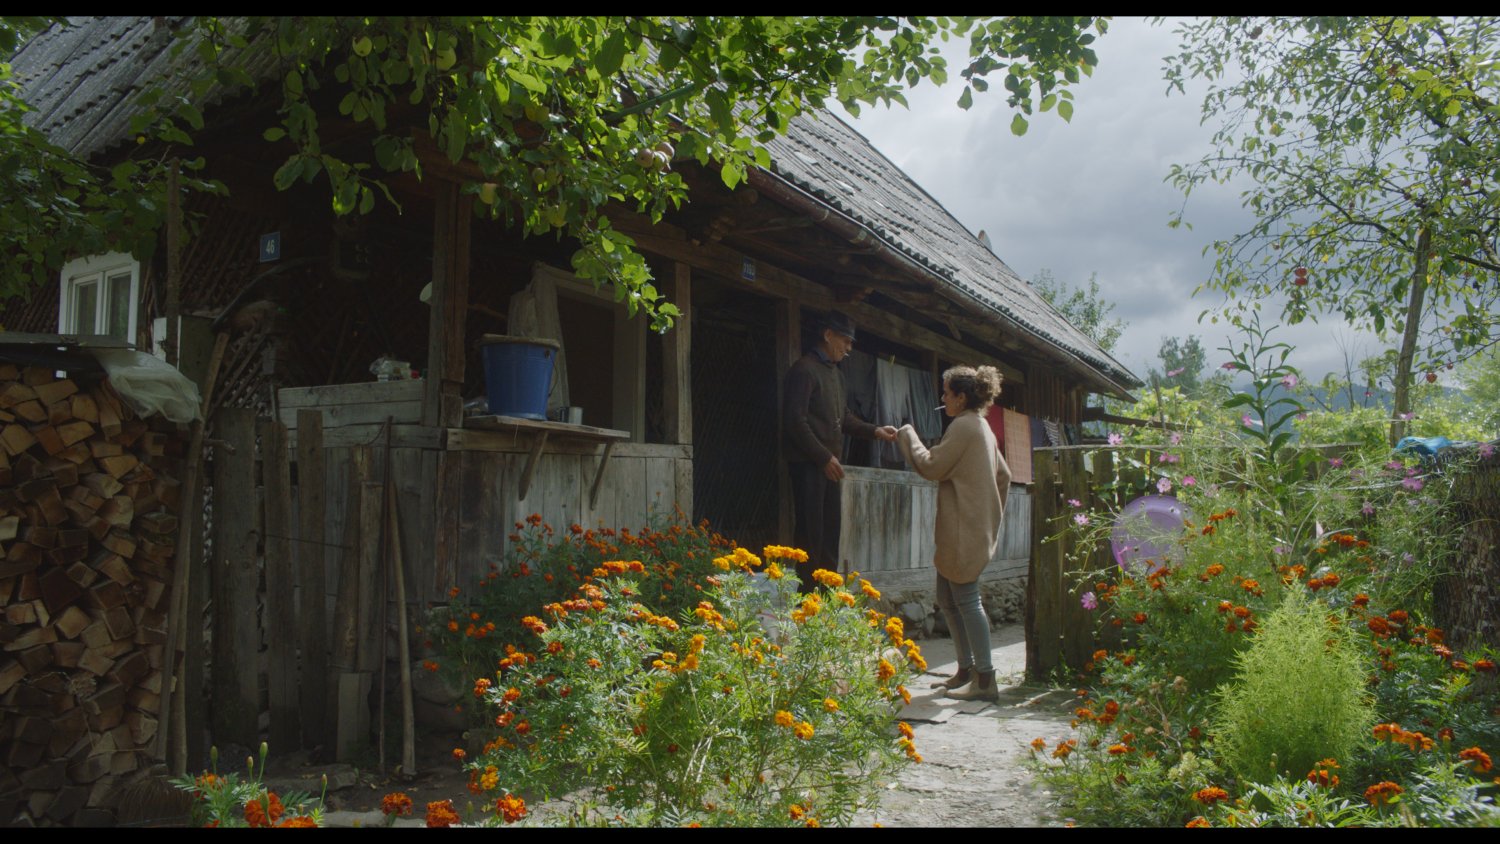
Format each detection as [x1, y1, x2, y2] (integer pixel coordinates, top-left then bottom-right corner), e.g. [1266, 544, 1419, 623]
[3, 17, 1141, 773]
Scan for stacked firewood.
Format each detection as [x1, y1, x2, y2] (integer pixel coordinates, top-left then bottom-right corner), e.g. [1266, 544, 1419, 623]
[0, 362, 184, 826]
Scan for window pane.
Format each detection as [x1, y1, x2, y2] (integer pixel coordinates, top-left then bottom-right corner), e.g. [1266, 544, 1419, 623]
[74, 281, 98, 334]
[106, 271, 132, 340]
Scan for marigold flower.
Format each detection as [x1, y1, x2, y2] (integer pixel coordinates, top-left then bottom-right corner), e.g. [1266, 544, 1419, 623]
[811, 568, 844, 588]
[1107, 744, 1130, 755]
[495, 794, 527, 824]
[794, 721, 815, 740]
[774, 710, 795, 728]
[1476, 659, 1497, 673]
[472, 677, 491, 698]
[1030, 737, 1047, 752]
[823, 697, 840, 713]
[1364, 781, 1403, 806]
[896, 684, 911, 704]
[480, 766, 499, 791]
[1133, 612, 1148, 624]
[426, 800, 460, 828]
[502, 687, 521, 703]
[877, 658, 897, 682]
[1193, 787, 1229, 805]
[244, 792, 284, 827]
[1052, 739, 1077, 759]
[1185, 817, 1211, 828]
[1460, 747, 1493, 773]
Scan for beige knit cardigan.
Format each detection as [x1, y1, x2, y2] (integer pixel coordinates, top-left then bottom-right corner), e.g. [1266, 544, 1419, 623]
[896, 409, 1012, 583]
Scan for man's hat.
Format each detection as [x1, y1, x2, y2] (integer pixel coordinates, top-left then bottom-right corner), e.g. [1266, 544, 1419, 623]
[821, 311, 857, 340]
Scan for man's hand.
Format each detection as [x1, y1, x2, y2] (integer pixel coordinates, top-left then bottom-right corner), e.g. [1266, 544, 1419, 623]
[874, 426, 898, 442]
[823, 455, 846, 482]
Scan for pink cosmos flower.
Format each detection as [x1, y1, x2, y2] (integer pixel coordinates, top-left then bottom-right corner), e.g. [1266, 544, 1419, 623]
[1281, 374, 1299, 388]
[1386, 460, 1404, 471]
[1361, 501, 1375, 516]
[1399, 411, 1415, 421]
[1241, 413, 1258, 428]
[1157, 477, 1172, 494]
[1107, 433, 1123, 446]
[1160, 453, 1179, 464]
[1067, 498, 1082, 508]
[1402, 476, 1424, 492]
[1170, 432, 1183, 446]
[1165, 367, 1186, 378]
[1182, 475, 1197, 487]
[1080, 592, 1098, 611]
[1074, 513, 1090, 527]
[1328, 458, 1343, 468]
[1480, 442, 1495, 459]
[1221, 362, 1236, 370]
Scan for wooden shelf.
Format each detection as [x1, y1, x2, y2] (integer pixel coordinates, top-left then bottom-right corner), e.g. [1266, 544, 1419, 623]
[461, 415, 630, 505]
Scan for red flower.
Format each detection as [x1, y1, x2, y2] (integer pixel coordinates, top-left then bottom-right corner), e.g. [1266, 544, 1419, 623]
[381, 792, 414, 816]
[1459, 747, 1493, 773]
[426, 800, 460, 828]
[1364, 781, 1403, 806]
[1193, 786, 1229, 805]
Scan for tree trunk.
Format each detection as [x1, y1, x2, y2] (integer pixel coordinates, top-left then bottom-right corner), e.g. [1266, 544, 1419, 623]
[1390, 226, 1432, 447]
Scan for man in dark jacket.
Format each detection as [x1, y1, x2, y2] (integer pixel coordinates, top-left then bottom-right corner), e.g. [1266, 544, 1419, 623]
[783, 312, 897, 592]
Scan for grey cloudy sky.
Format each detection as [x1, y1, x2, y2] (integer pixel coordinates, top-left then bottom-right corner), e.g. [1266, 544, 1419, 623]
[833, 17, 1384, 386]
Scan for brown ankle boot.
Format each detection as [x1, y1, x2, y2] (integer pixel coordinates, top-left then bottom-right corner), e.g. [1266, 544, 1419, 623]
[948, 670, 999, 702]
[929, 667, 972, 690]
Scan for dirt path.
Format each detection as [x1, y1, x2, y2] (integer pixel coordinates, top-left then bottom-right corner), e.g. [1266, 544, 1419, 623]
[309, 624, 1073, 827]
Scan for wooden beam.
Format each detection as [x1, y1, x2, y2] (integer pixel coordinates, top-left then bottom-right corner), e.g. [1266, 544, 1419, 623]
[259, 416, 298, 752]
[424, 180, 472, 428]
[612, 305, 646, 441]
[618, 221, 1026, 384]
[210, 408, 257, 749]
[663, 263, 692, 445]
[294, 409, 328, 747]
[774, 298, 800, 543]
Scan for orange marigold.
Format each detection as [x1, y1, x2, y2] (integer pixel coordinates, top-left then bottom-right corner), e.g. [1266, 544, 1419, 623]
[1185, 817, 1211, 828]
[793, 721, 815, 740]
[495, 794, 527, 824]
[1030, 737, 1046, 752]
[1193, 786, 1229, 805]
[381, 792, 414, 816]
[426, 799, 460, 828]
[774, 710, 795, 728]
[276, 816, 318, 828]
[1459, 747, 1494, 773]
[1364, 781, 1403, 806]
[244, 792, 285, 828]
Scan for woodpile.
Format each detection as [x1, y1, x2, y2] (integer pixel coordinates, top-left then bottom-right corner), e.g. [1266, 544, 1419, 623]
[0, 362, 184, 827]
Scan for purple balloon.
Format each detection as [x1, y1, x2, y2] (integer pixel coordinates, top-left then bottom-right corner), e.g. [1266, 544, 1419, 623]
[1110, 494, 1194, 575]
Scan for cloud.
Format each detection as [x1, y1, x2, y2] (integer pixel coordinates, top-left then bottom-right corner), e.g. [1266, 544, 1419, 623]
[834, 18, 1385, 383]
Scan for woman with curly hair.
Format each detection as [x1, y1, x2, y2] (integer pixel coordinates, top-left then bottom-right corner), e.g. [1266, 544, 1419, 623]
[896, 365, 1011, 702]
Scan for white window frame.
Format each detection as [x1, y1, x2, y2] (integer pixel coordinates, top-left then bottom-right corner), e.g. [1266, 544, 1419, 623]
[58, 252, 140, 344]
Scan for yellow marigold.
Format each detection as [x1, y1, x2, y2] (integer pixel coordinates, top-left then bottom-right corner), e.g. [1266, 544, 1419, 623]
[906, 647, 927, 672]
[774, 710, 795, 728]
[896, 684, 911, 704]
[765, 562, 784, 580]
[898, 721, 915, 740]
[793, 721, 815, 740]
[480, 766, 499, 791]
[712, 555, 732, 571]
[835, 590, 856, 607]
[885, 616, 905, 645]
[811, 568, 844, 588]
[823, 697, 840, 713]
[877, 658, 896, 682]
[860, 579, 882, 601]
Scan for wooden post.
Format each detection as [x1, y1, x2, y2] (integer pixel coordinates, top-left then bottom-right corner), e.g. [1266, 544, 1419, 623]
[210, 408, 258, 749]
[295, 409, 328, 746]
[663, 262, 693, 446]
[259, 416, 297, 752]
[330, 446, 371, 761]
[612, 307, 646, 441]
[1059, 449, 1092, 671]
[165, 159, 181, 368]
[386, 483, 417, 776]
[1092, 449, 1121, 654]
[774, 299, 800, 540]
[1027, 447, 1062, 680]
[356, 480, 384, 676]
[182, 448, 209, 769]
[424, 180, 472, 429]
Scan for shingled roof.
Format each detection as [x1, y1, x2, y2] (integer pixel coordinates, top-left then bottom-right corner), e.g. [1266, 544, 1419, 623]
[12, 17, 1140, 393]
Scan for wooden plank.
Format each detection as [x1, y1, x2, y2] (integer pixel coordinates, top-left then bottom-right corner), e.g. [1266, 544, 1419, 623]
[443, 429, 682, 458]
[612, 304, 646, 441]
[774, 298, 799, 542]
[431, 449, 463, 603]
[424, 180, 472, 429]
[287, 424, 443, 451]
[673, 457, 694, 523]
[258, 417, 299, 752]
[278, 400, 424, 432]
[462, 415, 630, 440]
[294, 409, 328, 746]
[543, 453, 584, 537]
[278, 380, 425, 410]
[663, 262, 692, 445]
[1027, 447, 1062, 680]
[210, 408, 258, 748]
[643, 455, 674, 524]
[356, 481, 383, 675]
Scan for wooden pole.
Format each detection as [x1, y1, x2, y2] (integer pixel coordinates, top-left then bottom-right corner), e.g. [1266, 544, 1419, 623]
[260, 416, 298, 753]
[165, 159, 181, 368]
[295, 409, 328, 745]
[387, 478, 417, 776]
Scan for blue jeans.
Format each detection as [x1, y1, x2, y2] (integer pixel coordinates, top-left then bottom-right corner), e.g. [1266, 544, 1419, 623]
[935, 574, 992, 674]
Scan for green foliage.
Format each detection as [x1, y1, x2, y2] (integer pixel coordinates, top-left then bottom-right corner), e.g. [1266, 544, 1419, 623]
[1030, 268, 1124, 354]
[1167, 16, 1500, 435]
[1152, 335, 1209, 395]
[453, 547, 922, 827]
[172, 742, 325, 827]
[4, 16, 1110, 328]
[1450, 343, 1500, 438]
[1214, 591, 1375, 783]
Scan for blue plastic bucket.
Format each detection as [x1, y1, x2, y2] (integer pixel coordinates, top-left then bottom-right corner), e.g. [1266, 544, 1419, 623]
[480, 335, 558, 420]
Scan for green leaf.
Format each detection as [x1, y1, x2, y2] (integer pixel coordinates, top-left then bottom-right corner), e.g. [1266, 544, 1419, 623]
[1058, 99, 1073, 122]
[272, 157, 302, 191]
[597, 31, 627, 77]
[262, 127, 287, 143]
